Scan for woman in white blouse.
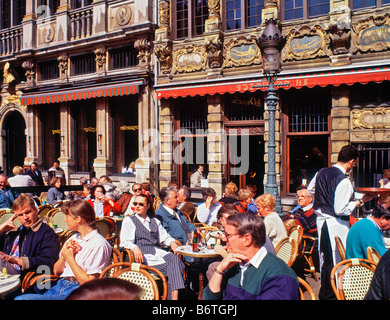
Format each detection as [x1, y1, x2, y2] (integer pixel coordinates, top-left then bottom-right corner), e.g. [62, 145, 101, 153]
[120, 194, 185, 300]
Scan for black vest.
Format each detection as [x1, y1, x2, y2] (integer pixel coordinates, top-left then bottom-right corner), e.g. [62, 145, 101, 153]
[313, 166, 350, 220]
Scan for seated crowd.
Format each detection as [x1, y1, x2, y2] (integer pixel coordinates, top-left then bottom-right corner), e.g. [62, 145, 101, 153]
[1, 169, 389, 301]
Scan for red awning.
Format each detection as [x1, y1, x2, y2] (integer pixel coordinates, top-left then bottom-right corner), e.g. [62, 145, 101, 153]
[21, 80, 143, 106]
[156, 65, 390, 99]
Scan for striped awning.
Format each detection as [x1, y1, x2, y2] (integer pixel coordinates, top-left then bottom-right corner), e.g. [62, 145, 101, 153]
[21, 80, 143, 106]
[156, 65, 390, 99]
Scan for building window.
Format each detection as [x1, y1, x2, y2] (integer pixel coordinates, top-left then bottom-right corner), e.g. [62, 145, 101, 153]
[38, 60, 59, 81]
[37, 0, 59, 18]
[109, 46, 138, 70]
[283, 0, 329, 20]
[226, 0, 264, 30]
[72, 53, 96, 76]
[0, 0, 25, 29]
[225, 93, 264, 121]
[41, 104, 61, 171]
[283, 88, 331, 194]
[73, 0, 92, 9]
[175, 0, 208, 39]
[352, 0, 390, 9]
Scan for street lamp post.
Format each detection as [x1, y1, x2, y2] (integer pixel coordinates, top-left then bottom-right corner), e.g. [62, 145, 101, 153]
[257, 19, 285, 213]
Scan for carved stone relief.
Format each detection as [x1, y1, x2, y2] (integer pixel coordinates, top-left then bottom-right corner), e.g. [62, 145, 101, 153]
[224, 35, 261, 68]
[283, 25, 331, 61]
[172, 45, 207, 73]
[351, 105, 390, 129]
[135, 38, 152, 70]
[154, 41, 172, 74]
[352, 13, 390, 53]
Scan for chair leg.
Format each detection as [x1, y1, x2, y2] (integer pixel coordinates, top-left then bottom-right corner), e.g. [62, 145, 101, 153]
[304, 255, 318, 281]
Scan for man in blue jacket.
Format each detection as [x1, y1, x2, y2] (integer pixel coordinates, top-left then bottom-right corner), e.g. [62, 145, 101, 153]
[0, 194, 60, 290]
[0, 174, 20, 209]
[155, 186, 196, 245]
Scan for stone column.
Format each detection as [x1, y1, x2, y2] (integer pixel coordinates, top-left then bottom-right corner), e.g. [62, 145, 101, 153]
[93, 97, 113, 177]
[207, 95, 225, 199]
[135, 85, 154, 184]
[24, 107, 43, 168]
[22, 0, 37, 50]
[56, 0, 70, 44]
[92, 0, 107, 36]
[158, 99, 176, 188]
[331, 86, 350, 163]
[58, 102, 75, 183]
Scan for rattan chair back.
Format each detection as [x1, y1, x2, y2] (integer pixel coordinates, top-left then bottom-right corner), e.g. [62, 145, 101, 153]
[298, 277, 316, 300]
[275, 237, 298, 267]
[37, 204, 53, 220]
[330, 258, 377, 300]
[335, 236, 346, 261]
[100, 262, 168, 300]
[48, 210, 68, 230]
[0, 209, 20, 227]
[288, 225, 303, 248]
[366, 246, 381, 264]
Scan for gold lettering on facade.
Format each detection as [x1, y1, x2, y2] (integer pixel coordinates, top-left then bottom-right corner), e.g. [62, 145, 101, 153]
[120, 125, 139, 131]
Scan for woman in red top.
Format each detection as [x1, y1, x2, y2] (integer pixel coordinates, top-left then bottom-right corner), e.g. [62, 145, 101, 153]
[88, 184, 121, 217]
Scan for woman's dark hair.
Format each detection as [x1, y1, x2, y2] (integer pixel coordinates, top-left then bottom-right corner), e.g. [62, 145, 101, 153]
[65, 278, 142, 300]
[202, 187, 217, 201]
[49, 176, 64, 188]
[216, 203, 239, 220]
[90, 184, 106, 200]
[62, 199, 96, 228]
[135, 193, 155, 218]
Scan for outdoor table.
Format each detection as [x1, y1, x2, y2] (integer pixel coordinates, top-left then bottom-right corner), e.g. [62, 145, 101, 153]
[111, 215, 125, 244]
[209, 230, 224, 244]
[175, 245, 218, 300]
[0, 275, 20, 299]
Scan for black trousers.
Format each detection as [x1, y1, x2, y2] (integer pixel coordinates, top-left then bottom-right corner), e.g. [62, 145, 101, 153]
[318, 221, 337, 300]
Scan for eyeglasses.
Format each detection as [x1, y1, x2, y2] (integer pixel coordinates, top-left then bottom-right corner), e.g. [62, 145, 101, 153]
[133, 202, 146, 207]
[224, 232, 240, 240]
[133, 188, 142, 192]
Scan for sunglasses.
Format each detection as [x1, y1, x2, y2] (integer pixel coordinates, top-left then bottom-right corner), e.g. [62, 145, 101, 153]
[133, 202, 146, 207]
[133, 188, 142, 192]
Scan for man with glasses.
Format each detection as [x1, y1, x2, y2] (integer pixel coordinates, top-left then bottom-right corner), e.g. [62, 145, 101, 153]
[282, 186, 317, 236]
[124, 183, 143, 216]
[203, 213, 298, 300]
[308, 144, 376, 300]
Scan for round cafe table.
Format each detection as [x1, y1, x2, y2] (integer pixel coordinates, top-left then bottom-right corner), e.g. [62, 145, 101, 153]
[175, 245, 218, 300]
[0, 275, 20, 299]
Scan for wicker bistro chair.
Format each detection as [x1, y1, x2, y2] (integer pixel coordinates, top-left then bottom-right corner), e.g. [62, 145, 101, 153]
[335, 236, 346, 261]
[37, 204, 53, 221]
[275, 237, 299, 267]
[288, 225, 303, 249]
[366, 246, 381, 264]
[95, 217, 117, 246]
[330, 258, 377, 300]
[0, 209, 21, 228]
[301, 235, 318, 281]
[48, 209, 68, 231]
[100, 262, 168, 300]
[298, 277, 317, 300]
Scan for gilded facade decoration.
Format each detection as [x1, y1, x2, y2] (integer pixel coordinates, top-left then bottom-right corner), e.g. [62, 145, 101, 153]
[155, 41, 172, 74]
[94, 48, 106, 71]
[352, 13, 390, 53]
[224, 35, 261, 68]
[22, 60, 35, 85]
[205, 34, 223, 69]
[352, 106, 390, 129]
[57, 55, 69, 78]
[135, 38, 152, 69]
[283, 25, 331, 61]
[329, 25, 351, 54]
[173, 45, 207, 73]
[208, 0, 221, 18]
[158, 0, 170, 27]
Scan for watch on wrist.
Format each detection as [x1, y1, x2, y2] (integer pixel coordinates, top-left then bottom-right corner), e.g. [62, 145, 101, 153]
[358, 199, 364, 206]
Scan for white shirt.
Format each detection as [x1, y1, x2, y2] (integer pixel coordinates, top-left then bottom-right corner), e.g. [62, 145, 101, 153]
[197, 202, 222, 225]
[92, 200, 104, 217]
[61, 229, 112, 278]
[124, 197, 136, 216]
[238, 246, 267, 286]
[119, 214, 176, 266]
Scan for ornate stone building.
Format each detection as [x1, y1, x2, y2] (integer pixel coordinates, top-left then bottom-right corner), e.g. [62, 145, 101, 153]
[154, 0, 390, 207]
[0, 0, 156, 187]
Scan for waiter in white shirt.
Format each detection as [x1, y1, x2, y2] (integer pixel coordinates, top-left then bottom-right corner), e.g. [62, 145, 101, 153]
[308, 145, 376, 300]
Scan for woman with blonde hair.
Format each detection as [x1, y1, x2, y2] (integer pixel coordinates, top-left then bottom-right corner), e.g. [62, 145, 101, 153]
[255, 193, 287, 247]
[218, 182, 238, 204]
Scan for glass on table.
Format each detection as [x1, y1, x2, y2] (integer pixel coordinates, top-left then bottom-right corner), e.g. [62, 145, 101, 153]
[186, 231, 194, 245]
